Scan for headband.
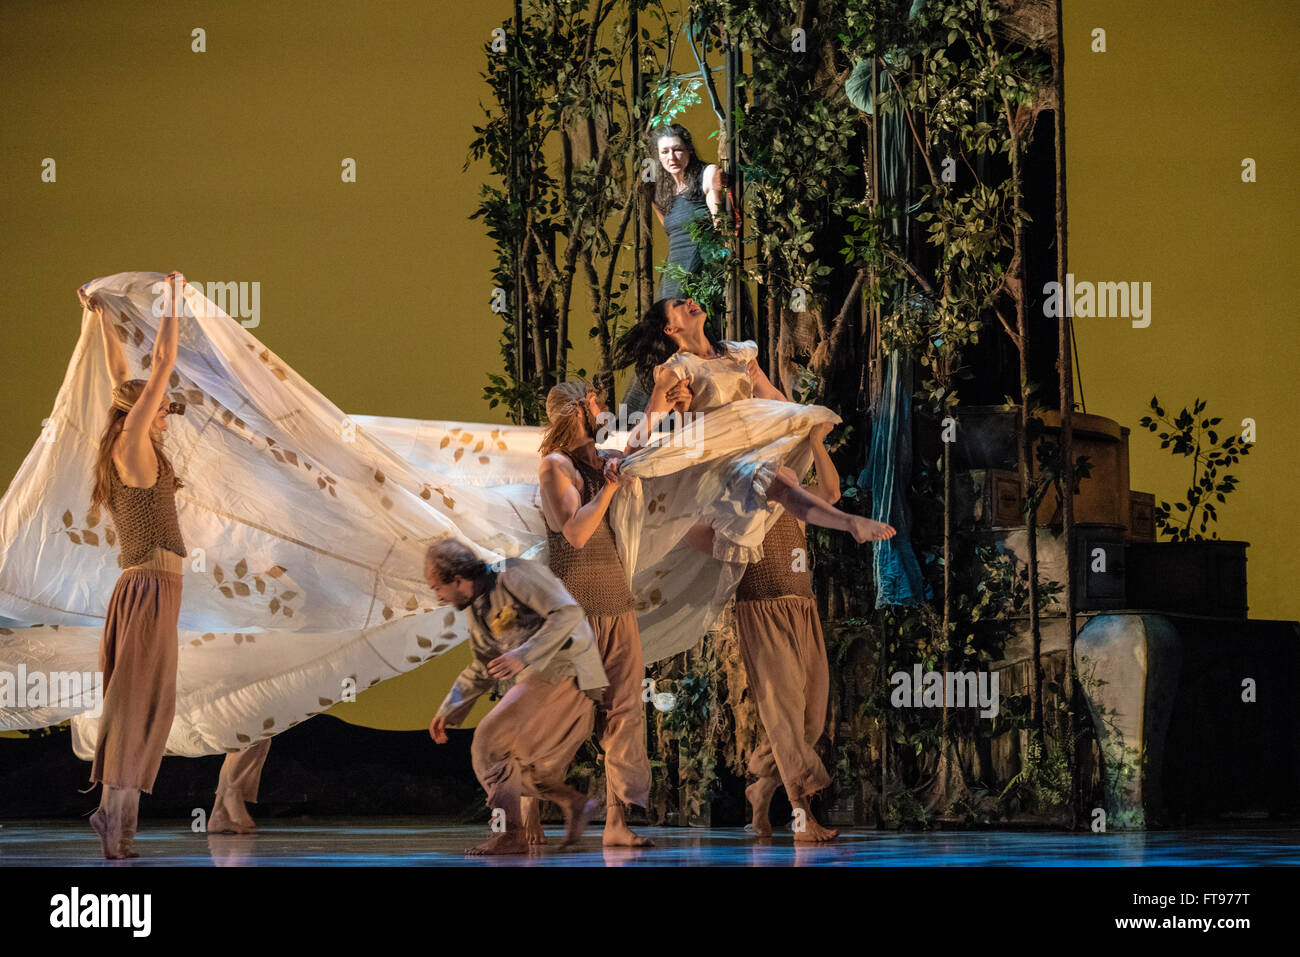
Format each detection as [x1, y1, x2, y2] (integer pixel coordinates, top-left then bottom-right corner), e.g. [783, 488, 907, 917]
[111, 384, 185, 417]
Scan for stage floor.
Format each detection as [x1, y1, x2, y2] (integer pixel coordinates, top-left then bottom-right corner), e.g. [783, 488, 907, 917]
[2, 819, 1299, 866]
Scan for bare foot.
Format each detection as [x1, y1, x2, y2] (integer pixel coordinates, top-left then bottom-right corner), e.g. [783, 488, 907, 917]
[208, 797, 257, 835]
[522, 799, 546, 845]
[602, 820, 654, 847]
[745, 779, 779, 838]
[225, 792, 258, 829]
[119, 802, 140, 859]
[465, 829, 529, 856]
[208, 806, 253, 832]
[602, 804, 653, 847]
[850, 516, 896, 544]
[561, 796, 601, 847]
[89, 808, 132, 860]
[792, 816, 839, 843]
[208, 811, 254, 835]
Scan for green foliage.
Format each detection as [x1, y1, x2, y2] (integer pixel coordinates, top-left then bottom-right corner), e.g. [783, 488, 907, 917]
[998, 726, 1072, 814]
[689, 0, 861, 327]
[469, 0, 677, 422]
[1139, 396, 1252, 541]
[657, 211, 733, 319]
[821, 535, 1067, 824]
[646, 640, 737, 822]
[1075, 655, 1143, 827]
[648, 75, 704, 128]
[840, 0, 1051, 427]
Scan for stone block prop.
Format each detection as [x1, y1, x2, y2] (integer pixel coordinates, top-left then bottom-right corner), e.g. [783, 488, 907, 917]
[1076, 614, 1182, 828]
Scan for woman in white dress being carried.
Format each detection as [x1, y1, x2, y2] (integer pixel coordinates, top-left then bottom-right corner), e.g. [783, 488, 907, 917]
[609, 297, 895, 582]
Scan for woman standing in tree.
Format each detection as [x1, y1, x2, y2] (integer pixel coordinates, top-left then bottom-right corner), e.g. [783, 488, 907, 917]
[622, 124, 728, 417]
[648, 123, 725, 300]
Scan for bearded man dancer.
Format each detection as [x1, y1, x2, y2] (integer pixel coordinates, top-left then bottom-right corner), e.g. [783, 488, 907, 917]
[426, 539, 608, 855]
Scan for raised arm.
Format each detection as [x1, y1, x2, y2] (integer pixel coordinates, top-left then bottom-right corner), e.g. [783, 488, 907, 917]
[623, 364, 685, 453]
[806, 422, 842, 505]
[115, 272, 184, 483]
[704, 164, 725, 219]
[129, 273, 182, 424]
[539, 453, 620, 549]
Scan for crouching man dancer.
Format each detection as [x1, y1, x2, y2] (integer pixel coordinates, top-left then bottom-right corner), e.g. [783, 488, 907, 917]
[425, 539, 609, 855]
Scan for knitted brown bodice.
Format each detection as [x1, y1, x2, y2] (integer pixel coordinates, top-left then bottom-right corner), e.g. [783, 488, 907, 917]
[736, 508, 815, 601]
[108, 453, 187, 569]
[546, 449, 635, 616]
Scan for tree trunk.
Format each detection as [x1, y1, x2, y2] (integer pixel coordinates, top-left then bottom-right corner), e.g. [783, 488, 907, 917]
[1009, 124, 1044, 742]
[582, 253, 615, 400]
[1053, 0, 1080, 827]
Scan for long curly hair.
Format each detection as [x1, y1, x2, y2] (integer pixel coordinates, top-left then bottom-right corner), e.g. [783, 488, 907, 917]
[89, 379, 174, 512]
[613, 298, 730, 393]
[649, 123, 708, 214]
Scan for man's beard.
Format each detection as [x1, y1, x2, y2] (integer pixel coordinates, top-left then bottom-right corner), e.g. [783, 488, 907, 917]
[579, 406, 599, 444]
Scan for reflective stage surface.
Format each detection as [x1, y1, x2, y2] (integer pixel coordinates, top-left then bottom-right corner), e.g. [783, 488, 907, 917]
[3, 819, 1298, 867]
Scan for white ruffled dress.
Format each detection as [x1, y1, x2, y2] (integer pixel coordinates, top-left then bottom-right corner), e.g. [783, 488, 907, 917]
[609, 340, 840, 658]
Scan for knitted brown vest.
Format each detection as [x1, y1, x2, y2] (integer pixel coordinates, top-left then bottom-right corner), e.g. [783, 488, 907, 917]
[108, 452, 187, 569]
[546, 449, 635, 616]
[736, 509, 815, 601]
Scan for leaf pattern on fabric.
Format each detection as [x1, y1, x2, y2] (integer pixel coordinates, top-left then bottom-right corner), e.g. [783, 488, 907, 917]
[211, 560, 300, 617]
[418, 484, 456, 510]
[53, 507, 117, 551]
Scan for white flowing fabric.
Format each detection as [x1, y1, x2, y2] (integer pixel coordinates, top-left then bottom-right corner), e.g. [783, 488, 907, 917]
[0, 272, 831, 758]
[0, 273, 558, 757]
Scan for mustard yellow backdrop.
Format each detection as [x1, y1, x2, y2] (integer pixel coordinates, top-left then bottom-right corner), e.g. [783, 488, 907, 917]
[1, 0, 1295, 732]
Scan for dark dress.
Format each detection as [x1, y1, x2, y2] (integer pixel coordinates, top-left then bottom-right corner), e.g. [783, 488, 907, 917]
[624, 172, 714, 415]
[658, 186, 713, 300]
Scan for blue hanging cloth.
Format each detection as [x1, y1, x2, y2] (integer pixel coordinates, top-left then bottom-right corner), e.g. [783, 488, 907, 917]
[867, 350, 931, 606]
[849, 60, 930, 606]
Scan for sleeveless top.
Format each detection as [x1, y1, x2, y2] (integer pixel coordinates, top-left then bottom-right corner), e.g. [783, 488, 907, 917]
[108, 452, 187, 569]
[736, 509, 815, 601]
[658, 165, 716, 299]
[654, 339, 758, 414]
[546, 449, 636, 616]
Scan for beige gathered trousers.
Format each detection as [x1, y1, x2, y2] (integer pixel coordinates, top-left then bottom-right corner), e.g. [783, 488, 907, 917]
[735, 595, 832, 800]
[471, 676, 594, 827]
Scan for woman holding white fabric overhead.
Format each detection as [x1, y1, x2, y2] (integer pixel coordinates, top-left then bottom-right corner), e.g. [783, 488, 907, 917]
[82, 272, 190, 858]
[82, 274, 267, 856]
